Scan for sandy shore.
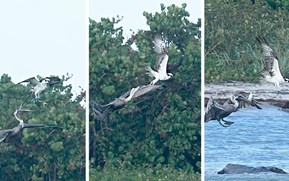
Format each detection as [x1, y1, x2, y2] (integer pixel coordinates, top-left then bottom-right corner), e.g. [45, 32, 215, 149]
[205, 81, 289, 108]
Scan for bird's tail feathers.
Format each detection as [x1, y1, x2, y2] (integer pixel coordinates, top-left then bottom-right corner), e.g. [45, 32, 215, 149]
[146, 66, 157, 78]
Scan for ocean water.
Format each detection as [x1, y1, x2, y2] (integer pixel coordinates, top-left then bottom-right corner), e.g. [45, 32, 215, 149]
[205, 105, 289, 181]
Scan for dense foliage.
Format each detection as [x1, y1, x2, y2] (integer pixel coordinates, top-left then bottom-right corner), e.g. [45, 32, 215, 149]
[266, 0, 289, 10]
[205, 0, 289, 82]
[0, 74, 85, 180]
[89, 3, 201, 179]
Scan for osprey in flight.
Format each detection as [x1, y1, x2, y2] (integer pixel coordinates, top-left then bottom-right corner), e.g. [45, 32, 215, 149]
[17, 76, 60, 101]
[256, 36, 289, 87]
[146, 36, 173, 85]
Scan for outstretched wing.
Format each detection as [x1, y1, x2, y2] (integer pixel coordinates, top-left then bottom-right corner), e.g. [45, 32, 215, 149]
[205, 97, 225, 122]
[153, 36, 169, 74]
[23, 123, 58, 129]
[234, 91, 262, 109]
[256, 36, 281, 77]
[47, 76, 61, 86]
[17, 77, 39, 85]
[132, 84, 163, 99]
[153, 36, 167, 55]
[167, 55, 184, 73]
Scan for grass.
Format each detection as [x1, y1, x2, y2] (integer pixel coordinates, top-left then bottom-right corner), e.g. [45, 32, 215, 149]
[90, 163, 200, 181]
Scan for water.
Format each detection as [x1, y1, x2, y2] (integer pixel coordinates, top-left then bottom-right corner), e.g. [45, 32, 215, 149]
[205, 105, 289, 181]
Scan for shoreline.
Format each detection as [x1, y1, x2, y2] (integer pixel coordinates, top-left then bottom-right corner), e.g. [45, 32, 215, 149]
[205, 81, 289, 108]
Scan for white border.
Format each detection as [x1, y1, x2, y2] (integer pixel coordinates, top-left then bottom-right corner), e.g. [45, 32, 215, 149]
[85, 0, 90, 180]
[201, 0, 205, 180]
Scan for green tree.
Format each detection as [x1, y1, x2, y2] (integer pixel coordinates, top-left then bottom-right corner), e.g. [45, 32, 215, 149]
[89, 3, 201, 179]
[0, 74, 85, 180]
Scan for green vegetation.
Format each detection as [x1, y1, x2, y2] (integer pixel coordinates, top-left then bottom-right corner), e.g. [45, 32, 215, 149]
[266, 0, 289, 10]
[90, 162, 200, 181]
[0, 74, 85, 180]
[205, 0, 289, 82]
[89, 3, 201, 180]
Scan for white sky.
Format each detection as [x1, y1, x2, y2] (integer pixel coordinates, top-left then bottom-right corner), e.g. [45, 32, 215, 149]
[90, 0, 201, 38]
[0, 0, 86, 95]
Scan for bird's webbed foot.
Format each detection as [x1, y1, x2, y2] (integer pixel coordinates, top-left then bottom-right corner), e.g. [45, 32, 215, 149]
[219, 119, 234, 127]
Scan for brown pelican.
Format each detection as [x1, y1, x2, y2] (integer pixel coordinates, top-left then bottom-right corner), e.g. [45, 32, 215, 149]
[17, 76, 60, 100]
[233, 91, 262, 109]
[0, 108, 57, 143]
[92, 84, 163, 115]
[205, 95, 244, 127]
[92, 84, 162, 134]
[146, 36, 173, 85]
[256, 36, 289, 87]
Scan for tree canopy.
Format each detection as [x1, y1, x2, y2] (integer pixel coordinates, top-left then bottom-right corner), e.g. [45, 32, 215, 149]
[0, 74, 85, 180]
[89, 3, 201, 179]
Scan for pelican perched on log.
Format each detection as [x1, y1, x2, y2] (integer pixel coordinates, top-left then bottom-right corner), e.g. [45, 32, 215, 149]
[146, 36, 173, 85]
[0, 108, 58, 143]
[256, 36, 289, 87]
[205, 95, 244, 127]
[17, 76, 61, 101]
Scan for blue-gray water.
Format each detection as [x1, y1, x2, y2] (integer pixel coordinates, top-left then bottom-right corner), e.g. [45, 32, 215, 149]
[205, 105, 289, 181]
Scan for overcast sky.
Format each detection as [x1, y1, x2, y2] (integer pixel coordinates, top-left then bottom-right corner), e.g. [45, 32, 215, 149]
[0, 0, 86, 95]
[90, 0, 201, 38]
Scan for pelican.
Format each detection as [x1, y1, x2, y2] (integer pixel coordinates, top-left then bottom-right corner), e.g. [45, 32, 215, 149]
[0, 108, 57, 143]
[17, 76, 60, 100]
[205, 95, 244, 127]
[146, 36, 173, 85]
[233, 91, 262, 109]
[92, 84, 162, 134]
[92, 84, 162, 115]
[256, 36, 289, 87]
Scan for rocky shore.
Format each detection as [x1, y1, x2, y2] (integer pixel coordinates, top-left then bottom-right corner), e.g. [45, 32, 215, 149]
[205, 81, 289, 108]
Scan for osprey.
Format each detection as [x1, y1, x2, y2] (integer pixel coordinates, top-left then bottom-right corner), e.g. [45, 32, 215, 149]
[205, 95, 244, 127]
[0, 108, 57, 143]
[146, 36, 173, 85]
[256, 36, 289, 87]
[17, 76, 60, 100]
